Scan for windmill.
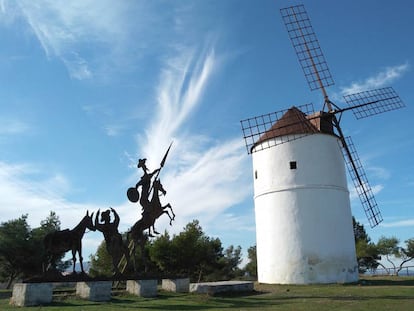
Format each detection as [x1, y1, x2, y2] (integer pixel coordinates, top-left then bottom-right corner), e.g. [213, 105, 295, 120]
[240, 4, 405, 284]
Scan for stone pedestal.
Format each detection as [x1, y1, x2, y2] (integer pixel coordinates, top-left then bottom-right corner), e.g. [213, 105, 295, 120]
[10, 283, 53, 307]
[162, 278, 189, 293]
[126, 279, 157, 297]
[76, 281, 112, 301]
[190, 281, 254, 295]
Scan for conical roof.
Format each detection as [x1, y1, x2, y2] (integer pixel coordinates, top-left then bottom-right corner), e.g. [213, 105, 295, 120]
[252, 106, 335, 151]
[255, 107, 318, 143]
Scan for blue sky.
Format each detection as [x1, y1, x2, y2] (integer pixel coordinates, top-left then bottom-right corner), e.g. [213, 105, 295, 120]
[0, 0, 413, 265]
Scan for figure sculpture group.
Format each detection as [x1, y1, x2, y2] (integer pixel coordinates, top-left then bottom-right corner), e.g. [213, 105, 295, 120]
[43, 145, 175, 277]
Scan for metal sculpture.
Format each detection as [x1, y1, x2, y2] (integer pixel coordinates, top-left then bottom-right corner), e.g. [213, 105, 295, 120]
[44, 211, 95, 274]
[39, 144, 175, 279]
[124, 143, 174, 272]
[128, 143, 174, 233]
[94, 208, 130, 275]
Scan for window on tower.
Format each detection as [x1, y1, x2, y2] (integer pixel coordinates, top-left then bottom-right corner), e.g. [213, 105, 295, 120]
[290, 161, 297, 169]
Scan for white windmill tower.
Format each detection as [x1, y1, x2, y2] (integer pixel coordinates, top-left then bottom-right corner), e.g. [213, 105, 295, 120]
[240, 4, 405, 284]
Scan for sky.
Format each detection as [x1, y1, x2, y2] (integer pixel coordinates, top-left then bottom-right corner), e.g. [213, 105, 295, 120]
[0, 0, 413, 267]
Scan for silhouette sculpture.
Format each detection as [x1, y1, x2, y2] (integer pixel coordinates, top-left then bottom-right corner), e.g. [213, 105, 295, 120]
[44, 211, 95, 274]
[125, 143, 174, 272]
[94, 208, 130, 275]
[130, 178, 175, 237]
[136, 158, 160, 214]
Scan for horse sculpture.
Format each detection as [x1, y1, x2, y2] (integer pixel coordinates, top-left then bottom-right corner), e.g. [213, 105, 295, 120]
[44, 211, 95, 273]
[133, 178, 175, 237]
[128, 179, 175, 270]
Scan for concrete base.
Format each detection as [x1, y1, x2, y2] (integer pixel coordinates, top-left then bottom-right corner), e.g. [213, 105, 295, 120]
[10, 283, 53, 307]
[126, 279, 157, 297]
[190, 281, 254, 295]
[162, 278, 189, 293]
[76, 281, 112, 301]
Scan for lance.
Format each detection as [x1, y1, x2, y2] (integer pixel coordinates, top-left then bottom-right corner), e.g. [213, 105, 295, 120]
[159, 141, 173, 170]
[149, 141, 173, 193]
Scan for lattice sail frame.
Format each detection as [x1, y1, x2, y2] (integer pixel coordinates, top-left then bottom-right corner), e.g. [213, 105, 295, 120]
[240, 103, 315, 154]
[343, 87, 405, 119]
[341, 136, 383, 228]
[280, 4, 334, 92]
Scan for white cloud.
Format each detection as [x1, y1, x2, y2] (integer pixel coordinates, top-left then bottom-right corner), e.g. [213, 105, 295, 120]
[0, 161, 104, 260]
[0, 162, 96, 225]
[367, 166, 391, 180]
[0, 118, 29, 135]
[4, 0, 136, 80]
[142, 47, 216, 161]
[340, 63, 409, 95]
[381, 219, 414, 228]
[348, 181, 383, 202]
[133, 45, 252, 237]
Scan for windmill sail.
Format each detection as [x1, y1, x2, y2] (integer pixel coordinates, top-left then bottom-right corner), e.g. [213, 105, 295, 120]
[280, 4, 334, 95]
[341, 136, 383, 228]
[343, 87, 405, 119]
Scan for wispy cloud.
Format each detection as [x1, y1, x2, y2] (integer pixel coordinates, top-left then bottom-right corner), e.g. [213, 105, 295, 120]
[0, 161, 104, 257]
[348, 182, 383, 202]
[133, 45, 251, 236]
[4, 0, 137, 80]
[0, 118, 29, 135]
[381, 219, 414, 228]
[0, 162, 92, 222]
[340, 63, 409, 95]
[142, 47, 216, 161]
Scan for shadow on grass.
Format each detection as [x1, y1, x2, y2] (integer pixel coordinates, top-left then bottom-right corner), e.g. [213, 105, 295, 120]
[0, 291, 11, 299]
[111, 292, 284, 310]
[357, 278, 414, 286]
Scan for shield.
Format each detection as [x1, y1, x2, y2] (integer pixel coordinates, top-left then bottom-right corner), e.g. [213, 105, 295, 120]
[127, 187, 139, 203]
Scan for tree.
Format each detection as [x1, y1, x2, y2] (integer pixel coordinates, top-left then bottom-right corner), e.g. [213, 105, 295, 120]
[89, 241, 113, 277]
[394, 238, 414, 275]
[372, 236, 414, 276]
[30, 211, 64, 274]
[353, 217, 369, 242]
[148, 231, 174, 274]
[150, 220, 224, 282]
[352, 217, 380, 273]
[218, 245, 243, 280]
[40, 211, 61, 231]
[149, 220, 242, 282]
[243, 245, 257, 279]
[90, 219, 243, 281]
[90, 232, 153, 276]
[376, 236, 400, 274]
[0, 215, 32, 288]
[0, 212, 65, 288]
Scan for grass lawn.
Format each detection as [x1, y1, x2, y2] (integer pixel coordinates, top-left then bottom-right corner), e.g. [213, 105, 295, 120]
[1, 276, 414, 310]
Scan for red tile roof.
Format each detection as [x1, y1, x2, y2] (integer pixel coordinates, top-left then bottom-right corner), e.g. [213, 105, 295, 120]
[254, 106, 335, 148]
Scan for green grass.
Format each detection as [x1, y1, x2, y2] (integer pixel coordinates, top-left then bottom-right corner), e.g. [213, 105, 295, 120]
[2, 276, 414, 310]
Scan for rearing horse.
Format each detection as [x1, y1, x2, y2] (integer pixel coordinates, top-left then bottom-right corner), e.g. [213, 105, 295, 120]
[128, 179, 175, 270]
[44, 211, 95, 273]
[140, 178, 175, 236]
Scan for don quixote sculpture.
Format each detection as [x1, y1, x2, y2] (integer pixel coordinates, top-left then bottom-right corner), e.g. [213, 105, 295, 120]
[39, 143, 175, 281]
[127, 143, 175, 273]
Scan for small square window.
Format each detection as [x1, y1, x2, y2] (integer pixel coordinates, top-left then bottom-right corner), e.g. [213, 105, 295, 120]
[290, 161, 297, 169]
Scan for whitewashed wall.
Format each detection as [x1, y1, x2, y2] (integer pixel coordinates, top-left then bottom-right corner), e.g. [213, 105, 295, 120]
[252, 134, 358, 284]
